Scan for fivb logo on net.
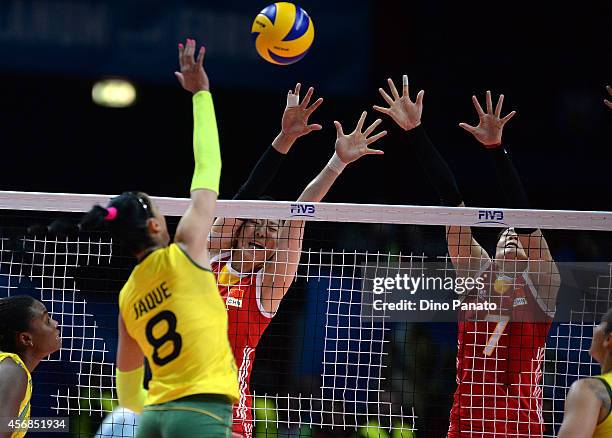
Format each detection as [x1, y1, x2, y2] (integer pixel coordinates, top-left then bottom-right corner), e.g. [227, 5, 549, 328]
[476, 209, 507, 225]
[290, 203, 316, 218]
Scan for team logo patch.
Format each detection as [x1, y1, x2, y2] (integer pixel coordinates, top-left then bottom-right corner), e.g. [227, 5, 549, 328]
[494, 276, 513, 294]
[226, 287, 245, 308]
[513, 297, 528, 307]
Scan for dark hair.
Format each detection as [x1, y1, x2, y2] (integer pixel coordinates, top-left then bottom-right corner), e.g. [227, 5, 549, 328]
[496, 227, 510, 243]
[80, 191, 155, 254]
[0, 295, 37, 353]
[603, 308, 612, 334]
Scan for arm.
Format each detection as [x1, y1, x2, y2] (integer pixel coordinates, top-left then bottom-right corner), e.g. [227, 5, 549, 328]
[259, 112, 387, 314]
[374, 76, 489, 277]
[172, 39, 219, 270]
[0, 359, 27, 438]
[209, 84, 323, 251]
[460, 91, 560, 306]
[605, 85, 612, 110]
[116, 315, 147, 413]
[558, 379, 604, 438]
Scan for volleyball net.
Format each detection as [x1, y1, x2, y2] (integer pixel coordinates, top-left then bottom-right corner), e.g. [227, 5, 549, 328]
[0, 191, 611, 437]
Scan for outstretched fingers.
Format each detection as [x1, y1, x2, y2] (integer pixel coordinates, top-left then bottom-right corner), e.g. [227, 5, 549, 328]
[495, 94, 504, 118]
[365, 130, 387, 146]
[458, 122, 478, 135]
[379, 87, 394, 106]
[500, 110, 517, 124]
[472, 95, 485, 117]
[195, 46, 205, 66]
[415, 89, 424, 107]
[333, 121, 345, 137]
[372, 105, 391, 115]
[402, 74, 409, 98]
[305, 97, 324, 117]
[363, 118, 382, 137]
[306, 123, 323, 132]
[178, 42, 185, 68]
[184, 38, 196, 65]
[300, 86, 314, 109]
[388, 77, 401, 100]
[355, 111, 367, 133]
[485, 90, 493, 114]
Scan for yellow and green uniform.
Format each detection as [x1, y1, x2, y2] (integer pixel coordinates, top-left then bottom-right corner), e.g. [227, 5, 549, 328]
[0, 352, 32, 438]
[594, 372, 612, 438]
[118, 243, 239, 406]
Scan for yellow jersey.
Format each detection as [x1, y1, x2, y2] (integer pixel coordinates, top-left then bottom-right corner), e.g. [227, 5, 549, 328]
[594, 372, 612, 438]
[118, 243, 239, 405]
[0, 352, 32, 438]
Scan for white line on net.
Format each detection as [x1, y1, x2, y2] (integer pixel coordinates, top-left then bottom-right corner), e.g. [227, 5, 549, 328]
[1, 190, 612, 230]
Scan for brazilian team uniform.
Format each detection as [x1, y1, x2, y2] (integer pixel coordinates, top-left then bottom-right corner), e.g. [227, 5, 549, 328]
[0, 352, 32, 438]
[118, 243, 239, 436]
[593, 372, 612, 438]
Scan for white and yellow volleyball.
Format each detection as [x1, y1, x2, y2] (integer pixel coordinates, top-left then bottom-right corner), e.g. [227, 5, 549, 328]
[251, 2, 315, 65]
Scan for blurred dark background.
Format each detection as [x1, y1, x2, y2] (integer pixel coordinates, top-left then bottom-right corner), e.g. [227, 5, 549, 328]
[0, 0, 610, 211]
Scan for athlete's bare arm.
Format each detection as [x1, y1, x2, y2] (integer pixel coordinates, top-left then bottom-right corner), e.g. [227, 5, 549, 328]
[259, 112, 387, 314]
[209, 84, 323, 253]
[116, 315, 144, 372]
[0, 359, 27, 438]
[558, 378, 608, 438]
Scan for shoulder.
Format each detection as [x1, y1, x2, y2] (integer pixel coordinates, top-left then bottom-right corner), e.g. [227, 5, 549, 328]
[0, 355, 28, 390]
[568, 378, 609, 403]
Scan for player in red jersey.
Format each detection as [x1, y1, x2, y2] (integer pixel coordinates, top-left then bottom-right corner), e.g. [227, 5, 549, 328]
[374, 77, 560, 437]
[209, 84, 387, 438]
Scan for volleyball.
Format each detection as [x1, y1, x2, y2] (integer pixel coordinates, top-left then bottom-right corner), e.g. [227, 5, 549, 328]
[251, 2, 315, 65]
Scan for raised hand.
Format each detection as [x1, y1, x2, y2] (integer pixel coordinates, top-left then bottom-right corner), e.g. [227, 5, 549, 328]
[459, 91, 516, 147]
[334, 111, 387, 164]
[175, 38, 209, 94]
[373, 75, 424, 131]
[605, 85, 612, 110]
[281, 83, 323, 140]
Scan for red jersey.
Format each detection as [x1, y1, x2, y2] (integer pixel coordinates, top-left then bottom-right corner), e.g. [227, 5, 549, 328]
[448, 262, 554, 438]
[212, 253, 275, 438]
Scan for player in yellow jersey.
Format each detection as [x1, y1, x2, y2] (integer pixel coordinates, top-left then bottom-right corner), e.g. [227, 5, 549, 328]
[79, 38, 238, 438]
[558, 307, 612, 437]
[0, 295, 61, 438]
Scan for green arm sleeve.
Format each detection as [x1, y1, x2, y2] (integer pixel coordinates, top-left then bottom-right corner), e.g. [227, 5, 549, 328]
[190, 90, 222, 194]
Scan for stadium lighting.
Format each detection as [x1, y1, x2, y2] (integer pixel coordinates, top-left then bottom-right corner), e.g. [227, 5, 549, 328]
[91, 79, 136, 108]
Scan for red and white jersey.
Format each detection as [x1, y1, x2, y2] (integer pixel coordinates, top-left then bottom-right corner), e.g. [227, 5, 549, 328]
[211, 253, 275, 438]
[448, 262, 554, 438]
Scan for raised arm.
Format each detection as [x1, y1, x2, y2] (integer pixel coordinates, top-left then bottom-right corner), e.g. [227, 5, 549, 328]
[209, 84, 323, 251]
[374, 76, 488, 277]
[172, 39, 219, 269]
[605, 85, 612, 110]
[460, 91, 560, 307]
[259, 112, 387, 314]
